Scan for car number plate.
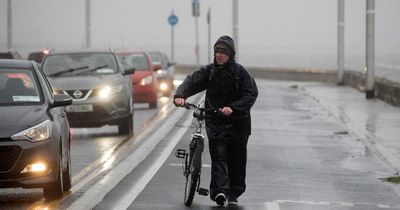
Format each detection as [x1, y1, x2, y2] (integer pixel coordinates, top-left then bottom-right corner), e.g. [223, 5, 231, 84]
[66, 104, 93, 112]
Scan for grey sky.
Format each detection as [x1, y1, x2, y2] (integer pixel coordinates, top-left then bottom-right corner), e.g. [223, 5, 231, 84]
[0, 0, 399, 68]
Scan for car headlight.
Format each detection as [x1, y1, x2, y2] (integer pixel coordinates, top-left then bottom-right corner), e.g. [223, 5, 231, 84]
[11, 120, 52, 142]
[98, 85, 123, 100]
[140, 76, 153, 86]
[159, 81, 170, 91]
[157, 69, 167, 77]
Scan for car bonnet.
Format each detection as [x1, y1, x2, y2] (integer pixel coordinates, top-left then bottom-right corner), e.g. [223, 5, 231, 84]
[0, 105, 48, 138]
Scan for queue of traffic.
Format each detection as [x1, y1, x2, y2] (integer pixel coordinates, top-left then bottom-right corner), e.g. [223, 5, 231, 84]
[0, 48, 176, 201]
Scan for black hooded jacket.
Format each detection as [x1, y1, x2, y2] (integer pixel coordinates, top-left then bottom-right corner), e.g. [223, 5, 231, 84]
[174, 36, 258, 137]
[174, 37, 258, 137]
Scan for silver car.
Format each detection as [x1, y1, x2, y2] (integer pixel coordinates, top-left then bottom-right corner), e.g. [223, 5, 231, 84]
[41, 50, 135, 135]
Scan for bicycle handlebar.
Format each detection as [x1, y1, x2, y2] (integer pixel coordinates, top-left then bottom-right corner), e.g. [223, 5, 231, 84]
[183, 102, 225, 120]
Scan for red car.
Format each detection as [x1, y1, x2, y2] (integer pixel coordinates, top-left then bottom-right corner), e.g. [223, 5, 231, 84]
[117, 51, 160, 108]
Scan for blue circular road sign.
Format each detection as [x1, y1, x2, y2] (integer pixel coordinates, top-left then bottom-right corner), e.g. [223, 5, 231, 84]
[168, 14, 178, 26]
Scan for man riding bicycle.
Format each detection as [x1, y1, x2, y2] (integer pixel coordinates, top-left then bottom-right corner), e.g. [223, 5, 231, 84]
[174, 36, 258, 206]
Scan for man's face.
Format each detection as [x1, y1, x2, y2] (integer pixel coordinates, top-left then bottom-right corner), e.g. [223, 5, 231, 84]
[215, 51, 230, 65]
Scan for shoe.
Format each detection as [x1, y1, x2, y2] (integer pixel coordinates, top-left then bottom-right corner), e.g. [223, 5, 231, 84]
[215, 193, 226, 206]
[228, 197, 238, 206]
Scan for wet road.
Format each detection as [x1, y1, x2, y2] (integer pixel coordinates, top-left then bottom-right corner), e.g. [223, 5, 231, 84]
[2, 79, 400, 210]
[0, 96, 172, 210]
[96, 79, 400, 210]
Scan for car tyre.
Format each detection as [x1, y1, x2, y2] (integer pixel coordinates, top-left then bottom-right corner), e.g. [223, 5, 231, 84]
[63, 138, 72, 191]
[118, 114, 133, 136]
[43, 156, 64, 201]
[149, 101, 157, 109]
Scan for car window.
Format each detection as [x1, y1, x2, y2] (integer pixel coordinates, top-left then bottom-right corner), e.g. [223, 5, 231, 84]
[42, 53, 118, 77]
[0, 68, 42, 105]
[149, 53, 162, 63]
[118, 54, 149, 70]
[35, 64, 53, 100]
[28, 52, 45, 63]
[0, 53, 13, 59]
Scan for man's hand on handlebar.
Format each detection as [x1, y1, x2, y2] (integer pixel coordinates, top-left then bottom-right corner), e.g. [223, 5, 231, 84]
[174, 98, 185, 107]
[220, 107, 233, 116]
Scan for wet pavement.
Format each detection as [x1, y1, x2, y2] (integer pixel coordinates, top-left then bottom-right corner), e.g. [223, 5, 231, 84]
[301, 81, 400, 172]
[94, 78, 400, 210]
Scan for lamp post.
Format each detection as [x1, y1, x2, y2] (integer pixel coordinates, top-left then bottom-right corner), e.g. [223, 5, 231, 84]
[7, 0, 12, 50]
[337, 0, 345, 85]
[207, 7, 211, 64]
[85, 0, 91, 49]
[365, 0, 375, 98]
[232, 0, 239, 61]
[192, 0, 200, 67]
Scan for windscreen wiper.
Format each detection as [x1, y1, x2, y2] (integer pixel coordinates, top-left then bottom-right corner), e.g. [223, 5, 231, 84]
[47, 66, 89, 77]
[74, 65, 109, 76]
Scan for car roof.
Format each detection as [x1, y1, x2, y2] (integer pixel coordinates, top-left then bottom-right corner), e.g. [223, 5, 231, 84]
[48, 49, 116, 55]
[117, 51, 147, 54]
[0, 59, 34, 69]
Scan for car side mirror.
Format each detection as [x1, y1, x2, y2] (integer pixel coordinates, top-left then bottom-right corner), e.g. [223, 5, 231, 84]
[153, 63, 162, 71]
[123, 68, 135, 75]
[52, 94, 73, 107]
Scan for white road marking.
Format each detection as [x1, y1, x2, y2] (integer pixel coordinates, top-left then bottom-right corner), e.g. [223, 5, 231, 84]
[67, 95, 203, 210]
[267, 200, 395, 209]
[169, 163, 211, 168]
[265, 202, 280, 210]
[113, 113, 193, 209]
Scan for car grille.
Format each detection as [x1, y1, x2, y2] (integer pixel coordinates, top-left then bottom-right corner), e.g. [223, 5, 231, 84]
[64, 89, 92, 100]
[0, 146, 21, 172]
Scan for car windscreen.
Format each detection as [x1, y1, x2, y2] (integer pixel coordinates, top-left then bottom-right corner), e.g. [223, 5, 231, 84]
[42, 53, 118, 77]
[149, 52, 162, 63]
[0, 53, 13, 59]
[0, 69, 42, 105]
[118, 54, 149, 71]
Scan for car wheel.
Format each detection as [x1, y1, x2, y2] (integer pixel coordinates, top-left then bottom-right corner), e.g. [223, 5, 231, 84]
[63, 138, 72, 191]
[118, 114, 133, 136]
[149, 101, 157, 109]
[43, 156, 64, 201]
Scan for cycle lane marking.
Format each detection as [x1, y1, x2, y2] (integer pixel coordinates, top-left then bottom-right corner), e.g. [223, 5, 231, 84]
[113, 111, 194, 209]
[265, 200, 395, 209]
[67, 95, 203, 210]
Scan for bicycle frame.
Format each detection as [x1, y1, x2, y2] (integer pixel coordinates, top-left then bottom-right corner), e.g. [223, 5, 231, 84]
[175, 102, 210, 206]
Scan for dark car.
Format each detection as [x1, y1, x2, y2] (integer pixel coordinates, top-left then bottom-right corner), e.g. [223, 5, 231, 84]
[27, 48, 52, 64]
[148, 51, 175, 96]
[0, 50, 22, 59]
[41, 50, 135, 135]
[0, 59, 73, 201]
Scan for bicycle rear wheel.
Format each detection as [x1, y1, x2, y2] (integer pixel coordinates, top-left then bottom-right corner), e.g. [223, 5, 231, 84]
[184, 146, 202, 206]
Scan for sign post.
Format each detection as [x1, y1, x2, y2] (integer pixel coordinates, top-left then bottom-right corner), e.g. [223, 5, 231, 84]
[168, 11, 178, 62]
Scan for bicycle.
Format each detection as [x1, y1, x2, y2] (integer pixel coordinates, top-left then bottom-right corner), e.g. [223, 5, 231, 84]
[175, 102, 222, 206]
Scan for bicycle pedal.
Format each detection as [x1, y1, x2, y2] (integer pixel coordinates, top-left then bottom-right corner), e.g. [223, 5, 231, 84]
[198, 188, 209, 196]
[175, 149, 187, 159]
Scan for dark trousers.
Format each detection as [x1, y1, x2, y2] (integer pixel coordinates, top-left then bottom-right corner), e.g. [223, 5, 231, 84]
[208, 135, 249, 200]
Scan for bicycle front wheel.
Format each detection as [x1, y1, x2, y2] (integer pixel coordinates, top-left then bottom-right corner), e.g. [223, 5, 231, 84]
[184, 147, 202, 206]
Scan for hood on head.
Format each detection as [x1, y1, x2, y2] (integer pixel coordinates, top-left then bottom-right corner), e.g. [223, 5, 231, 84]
[214, 36, 235, 59]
